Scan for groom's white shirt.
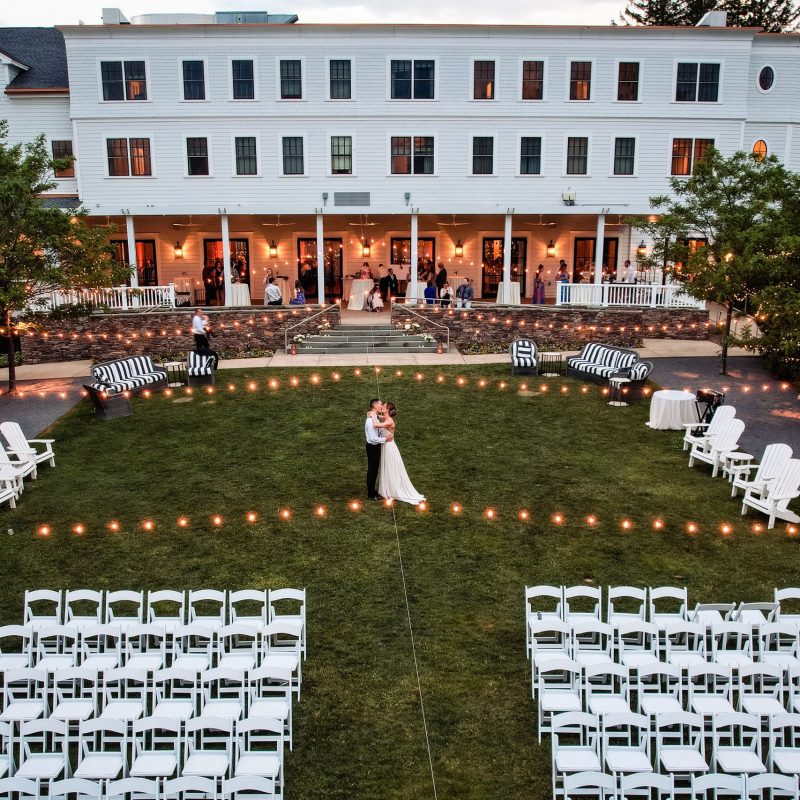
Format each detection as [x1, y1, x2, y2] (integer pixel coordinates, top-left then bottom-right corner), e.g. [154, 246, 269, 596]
[365, 414, 384, 445]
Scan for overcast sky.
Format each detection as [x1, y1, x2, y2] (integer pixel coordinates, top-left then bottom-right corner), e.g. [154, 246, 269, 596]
[1, 0, 624, 27]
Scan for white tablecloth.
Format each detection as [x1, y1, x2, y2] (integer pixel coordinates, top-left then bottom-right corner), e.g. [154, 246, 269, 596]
[275, 278, 291, 304]
[647, 389, 698, 430]
[496, 281, 521, 305]
[347, 279, 375, 311]
[229, 283, 251, 307]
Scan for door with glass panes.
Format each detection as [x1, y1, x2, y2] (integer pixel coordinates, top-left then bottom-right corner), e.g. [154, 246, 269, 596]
[482, 237, 527, 299]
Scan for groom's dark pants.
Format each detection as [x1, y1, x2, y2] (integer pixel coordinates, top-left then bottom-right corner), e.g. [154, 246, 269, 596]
[366, 442, 382, 498]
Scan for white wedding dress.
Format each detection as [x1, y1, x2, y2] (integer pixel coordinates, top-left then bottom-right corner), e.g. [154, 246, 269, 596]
[379, 437, 426, 505]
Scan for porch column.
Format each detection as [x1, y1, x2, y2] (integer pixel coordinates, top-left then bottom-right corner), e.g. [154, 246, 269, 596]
[125, 215, 138, 288]
[594, 213, 606, 285]
[502, 212, 513, 299]
[315, 212, 325, 306]
[221, 213, 233, 307]
[409, 211, 419, 305]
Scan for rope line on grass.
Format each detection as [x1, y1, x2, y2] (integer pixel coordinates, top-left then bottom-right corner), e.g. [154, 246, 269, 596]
[369, 322, 439, 800]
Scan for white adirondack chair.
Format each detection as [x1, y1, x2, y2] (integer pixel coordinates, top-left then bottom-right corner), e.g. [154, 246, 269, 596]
[682, 404, 736, 451]
[688, 418, 745, 477]
[0, 478, 17, 509]
[742, 458, 800, 530]
[0, 422, 56, 479]
[729, 443, 792, 498]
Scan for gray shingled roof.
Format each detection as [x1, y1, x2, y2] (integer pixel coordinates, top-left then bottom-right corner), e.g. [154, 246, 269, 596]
[0, 28, 68, 91]
[39, 196, 81, 210]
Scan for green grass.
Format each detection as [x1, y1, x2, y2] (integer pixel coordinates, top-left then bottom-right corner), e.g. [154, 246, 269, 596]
[2, 365, 800, 799]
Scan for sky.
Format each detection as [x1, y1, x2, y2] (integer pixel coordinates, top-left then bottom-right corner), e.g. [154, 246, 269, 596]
[1, 0, 625, 27]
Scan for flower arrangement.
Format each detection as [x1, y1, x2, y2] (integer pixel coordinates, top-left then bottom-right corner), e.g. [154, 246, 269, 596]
[398, 321, 423, 334]
[292, 334, 307, 343]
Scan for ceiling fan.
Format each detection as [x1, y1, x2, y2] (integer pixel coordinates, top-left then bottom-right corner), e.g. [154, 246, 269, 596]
[524, 214, 557, 228]
[347, 214, 378, 226]
[171, 215, 202, 229]
[261, 214, 294, 227]
[606, 214, 628, 227]
[436, 214, 470, 228]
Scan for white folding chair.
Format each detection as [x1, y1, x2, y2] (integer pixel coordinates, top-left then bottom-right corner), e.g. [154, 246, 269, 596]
[188, 591, 227, 632]
[269, 588, 306, 661]
[34, 625, 78, 673]
[182, 717, 233, 781]
[99, 668, 147, 723]
[562, 771, 616, 800]
[738, 662, 786, 719]
[525, 585, 563, 657]
[15, 718, 68, 789]
[789, 666, 800, 714]
[607, 586, 647, 627]
[776, 588, 800, 629]
[712, 712, 766, 775]
[0, 720, 13, 778]
[649, 586, 688, 633]
[64, 591, 104, 632]
[682, 403, 736, 451]
[50, 667, 99, 728]
[690, 773, 746, 800]
[767, 712, 800, 776]
[742, 458, 800, 529]
[228, 591, 268, 634]
[571, 620, 614, 668]
[665, 621, 707, 669]
[0, 626, 32, 672]
[688, 663, 735, 723]
[246, 665, 293, 750]
[104, 592, 144, 634]
[584, 663, 631, 716]
[730, 443, 793, 497]
[602, 712, 652, 781]
[79, 625, 121, 672]
[122, 624, 167, 672]
[1, 668, 47, 723]
[711, 621, 754, 669]
[758, 622, 800, 672]
[636, 662, 684, 719]
[550, 712, 602, 800]
[688, 417, 744, 477]
[172, 625, 215, 672]
[49, 777, 103, 799]
[147, 591, 186, 635]
[152, 668, 199, 723]
[563, 586, 602, 625]
[537, 659, 583, 742]
[261, 622, 302, 700]
[529, 619, 572, 697]
[217, 625, 258, 672]
[222, 775, 277, 800]
[74, 718, 127, 781]
[655, 712, 709, 790]
[0, 777, 40, 798]
[615, 621, 659, 670]
[129, 716, 181, 780]
[620, 772, 674, 800]
[746, 772, 800, 800]
[734, 602, 779, 627]
[106, 777, 162, 799]
[233, 717, 283, 797]
[164, 775, 219, 799]
[199, 668, 246, 722]
[689, 603, 736, 628]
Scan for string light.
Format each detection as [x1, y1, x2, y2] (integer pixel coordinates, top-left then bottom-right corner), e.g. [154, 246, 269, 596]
[38, 525, 50, 537]
[142, 520, 155, 531]
[552, 513, 564, 525]
[621, 518, 632, 530]
[107, 520, 120, 532]
[72, 524, 85, 535]
[484, 508, 496, 520]
[417, 501, 427, 512]
[212, 515, 223, 527]
[518, 509, 530, 521]
[315, 505, 327, 517]
[246, 512, 258, 523]
[177, 516, 189, 528]
[653, 519, 664, 530]
[720, 522, 732, 536]
[586, 515, 597, 526]
[349, 500, 361, 512]
[451, 502, 462, 514]
[279, 508, 292, 520]
[686, 521, 698, 534]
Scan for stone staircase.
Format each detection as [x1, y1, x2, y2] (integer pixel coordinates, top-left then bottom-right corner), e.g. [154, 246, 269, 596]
[292, 323, 440, 354]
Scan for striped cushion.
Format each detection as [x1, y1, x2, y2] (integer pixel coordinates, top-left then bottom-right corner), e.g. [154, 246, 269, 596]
[629, 362, 651, 381]
[93, 356, 158, 384]
[568, 360, 620, 378]
[511, 340, 537, 368]
[188, 351, 215, 376]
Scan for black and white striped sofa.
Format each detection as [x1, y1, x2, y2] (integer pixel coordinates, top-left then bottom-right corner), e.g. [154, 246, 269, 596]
[83, 356, 168, 420]
[187, 350, 216, 386]
[566, 342, 653, 399]
[509, 338, 538, 376]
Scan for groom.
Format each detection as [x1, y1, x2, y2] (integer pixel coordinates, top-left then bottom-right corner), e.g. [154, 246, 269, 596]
[365, 399, 385, 500]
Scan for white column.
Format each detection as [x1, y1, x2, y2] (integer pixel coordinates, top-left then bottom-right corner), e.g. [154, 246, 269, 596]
[315, 212, 325, 306]
[502, 212, 513, 299]
[594, 213, 606, 286]
[409, 212, 419, 305]
[125, 215, 138, 288]
[221, 213, 233, 307]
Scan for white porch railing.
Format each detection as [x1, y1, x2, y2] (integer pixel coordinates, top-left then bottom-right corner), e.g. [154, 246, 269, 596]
[555, 282, 706, 310]
[42, 284, 177, 311]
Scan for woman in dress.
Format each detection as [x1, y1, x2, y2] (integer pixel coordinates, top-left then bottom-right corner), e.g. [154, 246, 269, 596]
[289, 279, 306, 305]
[533, 264, 546, 304]
[372, 403, 425, 505]
[440, 281, 453, 308]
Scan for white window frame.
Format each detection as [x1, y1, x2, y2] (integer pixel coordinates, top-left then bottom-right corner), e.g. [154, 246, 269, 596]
[515, 133, 546, 177]
[228, 56, 259, 102]
[469, 57, 497, 102]
[96, 58, 151, 104]
[278, 133, 308, 177]
[562, 133, 592, 177]
[672, 59, 723, 104]
[518, 56, 548, 102]
[756, 64, 775, 94]
[325, 57, 356, 102]
[385, 133, 438, 177]
[231, 132, 261, 177]
[179, 57, 209, 103]
[609, 134, 639, 177]
[276, 56, 306, 101]
[750, 137, 770, 160]
[613, 59, 642, 104]
[666, 133, 716, 177]
[467, 133, 497, 177]
[327, 132, 357, 177]
[102, 133, 156, 179]
[385, 56, 440, 102]
[565, 58, 595, 103]
[183, 134, 213, 178]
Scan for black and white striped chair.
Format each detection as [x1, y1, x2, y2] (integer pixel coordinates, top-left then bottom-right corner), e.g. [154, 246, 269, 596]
[83, 356, 168, 420]
[510, 339, 538, 376]
[187, 351, 216, 386]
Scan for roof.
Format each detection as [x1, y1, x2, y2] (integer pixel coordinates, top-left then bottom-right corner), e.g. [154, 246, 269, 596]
[0, 28, 69, 92]
[38, 195, 81, 210]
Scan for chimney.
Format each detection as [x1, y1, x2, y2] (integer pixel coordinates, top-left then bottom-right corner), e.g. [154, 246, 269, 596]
[102, 8, 131, 25]
[696, 9, 727, 26]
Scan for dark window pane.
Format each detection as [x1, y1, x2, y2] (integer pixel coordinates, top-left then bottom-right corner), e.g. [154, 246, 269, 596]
[232, 60, 255, 99]
[566, 136, 588, 174]
[693, 138, 713, 171]
[698, 63, 719, 102]
[124, 61, 147, 101]
[414, 60, 435, 99]
[758, 65, 774, 91]
[473, 60, 495, 100]
[329, 59, 351, 99]
[617, 62, 639, 101]
[52, 140, 74, 178]
[413, 136, 434, 174]
[391, 136, 411, 174]
[671, 138, 692, 175]
[101, 61, 124, 101]
[331, 136, 352, 174]
[183, 60, 205, 100]
[676, 62, 698, 102]
[235, 136, 257, 175]
[128, 138, 151, 176]
[520, 136, 541, 175]
[186, 137, 209, 176]
[570, 61, 591, 101]
[391, 60, 412, 99]
[522, 60, 543, 100]
[282, 136, 304, 175]
[280, 59, 303, 99]
[613, 137, 635, 175]
[472, 136, 493, 175]
[107, 138, 129, 176]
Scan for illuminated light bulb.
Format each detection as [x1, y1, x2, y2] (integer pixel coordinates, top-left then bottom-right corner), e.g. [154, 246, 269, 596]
[451, 503, 462, 514]
[142, 520, 155, 531]
[720, 522, 732, 536]
[248, 382, 257, 391]
[206, 387, 214, 394]
[38, 525, 50, 536]
[349, 500, 361, 512]
[315, 505, 327, 517]
[520, 383, 528, 391]
[761, 384, 769, 392]
[177, 516, 189, 528]
[742, 386, 751, 393]
[518, 509, 530, 521]
[417, 501, 427, 512]
[457, 377, 466, 386]
[561, 386, 568, 393]
[143, 390, 151, 399]
[290, 377, 299, 387]
[280, 508, 292, 520]
[686, 521, 698, 534]
[59, 392, 67, 400]
[228, 384, 236, 391]
[311, 374, 320, 384]
[479, 379, 487, 388]
[384, 498, 394, 508]
[185, 388, 193, 395]
[484, 508, 496, 520]
[752, 523, 763, 533]
[165, 389, 173, 397]
[540, 384, 548, 392]
[643, 388, 652, 396]
[416, 373, 424, 381]
[581, 386, 589, 394]
[586, 515, 597, 526]
[621, 518, 632, 530]
[355, 368, 362, 376]
[332, 372, 341, 381]
[246, 512, 257, 523]
[782, 383, 790, 390]
[437, 375, 445, 383]
[653, 519, 664, 530]
[73, 524, 85, 535]
[552, 513, 564, 525]
[269, 379, 278, 389]
[107, 520, 120, 532]
[787, 525, 798, 536]
[374, 367, 382, 374]
[601, 388, 609, 396]
[395, 370, 403, 377]
[499, 381, 507, 390]
[212, 515, 223, 527]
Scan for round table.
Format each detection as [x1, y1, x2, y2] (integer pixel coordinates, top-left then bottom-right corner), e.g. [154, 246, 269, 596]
[229, 283, 251, 307]
[647, 389, 699, 430]
[347, 279, 375, 311]
[496, 281, 522, 305]
[275, 278, 291, 304]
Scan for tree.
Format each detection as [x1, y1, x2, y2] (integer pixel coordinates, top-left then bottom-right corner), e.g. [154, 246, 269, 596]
[0, 121, 125, 392]
[617, 0, 799, 28]
[719, 0, 800, 30]
[618, 0, 687, 25]
[631, 148, 800, 375]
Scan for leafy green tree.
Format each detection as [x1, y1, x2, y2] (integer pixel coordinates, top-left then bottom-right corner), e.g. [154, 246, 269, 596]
[617, 0, 799, 28]
[632, 148, 800, 375]
[618, 0, 687, 25]
[720, 0, 800, 31]
[0, 120, 124, 391]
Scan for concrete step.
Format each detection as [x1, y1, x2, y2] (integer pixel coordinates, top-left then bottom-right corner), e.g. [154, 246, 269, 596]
[298, 345, 439, 354]
[301, 335, 429, 344]
[299, 340, 437, 350]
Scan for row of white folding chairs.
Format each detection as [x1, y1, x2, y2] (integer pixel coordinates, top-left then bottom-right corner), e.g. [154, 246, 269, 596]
[535, 659, 800, 740]
[0, 422, 57, 510]
[22, 590, 306, 659]
[0, 715, 285, 799]
[549, 711, 800, 798]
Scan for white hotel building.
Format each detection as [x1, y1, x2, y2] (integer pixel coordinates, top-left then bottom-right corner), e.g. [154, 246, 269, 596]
[1, 10, 799, 308]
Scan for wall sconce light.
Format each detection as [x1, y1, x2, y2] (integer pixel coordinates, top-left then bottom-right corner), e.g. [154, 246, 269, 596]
[174, 241, 183, 258]
[362, 239, 371, 258]
[454, 240, 464, 258]
[546, 240, 556, 257]
[269, 240, 278, 258]
[637, 240, 647, 257]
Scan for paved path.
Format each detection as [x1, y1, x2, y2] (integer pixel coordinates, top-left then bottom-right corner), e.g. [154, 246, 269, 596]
[0, 378, 86, 438]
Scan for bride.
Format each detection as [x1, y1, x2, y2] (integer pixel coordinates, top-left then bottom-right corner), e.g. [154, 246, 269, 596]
[372, 402, 426, 505]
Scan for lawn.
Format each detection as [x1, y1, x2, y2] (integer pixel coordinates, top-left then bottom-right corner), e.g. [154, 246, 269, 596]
[2, 365, 799, 799]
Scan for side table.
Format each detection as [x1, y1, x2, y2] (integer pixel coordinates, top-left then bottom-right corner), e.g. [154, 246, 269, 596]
[163, 361, 187, 388]
[539, 352, 564, 377]
[608, 377, 631, 407]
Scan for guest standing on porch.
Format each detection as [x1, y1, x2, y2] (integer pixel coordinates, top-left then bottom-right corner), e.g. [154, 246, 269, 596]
[435, 262, 447, 297]
[533, 265, 546, 304]
[202, 263, 216, 306]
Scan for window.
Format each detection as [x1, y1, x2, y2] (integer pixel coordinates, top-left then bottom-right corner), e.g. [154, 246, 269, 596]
[390, 59, 435, 99]
[232, 60, 254, 100]
[670, 137, 714, 175]
[566, 136, 589, 175]
[329, 59, 351, 99]
[617, 62, 639, 101]
[522, 60, 544, 100]
[113, 240, 158, 286]
[280, 60, 302, 99]
[519, 136, 542, 175]
[106, 137, 151, 177]
[473, 60, 495, 99]
[182, 60, 205, 100]
[235, 136, 257, 175]
[569, 61, 591, 101]
[613, 137, 635, 175]
[752, 139, 768, 162]
[51, 140, 74, 178]
[676, 62, 720, 102]
[758, 66, 774, 92]
[101, 60, 147, 101]
[472, 136, 493, 175]
[282, 136, 304, 175]
[331, 136, 352, 174]
[186, 137, 209, 176]
[390, 237, 435, 266]
[392, 136, 434, 174]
